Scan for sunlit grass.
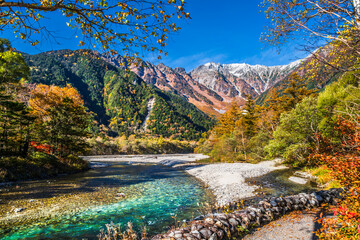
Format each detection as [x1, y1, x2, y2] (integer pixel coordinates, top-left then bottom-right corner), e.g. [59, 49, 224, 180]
[305, 165, 341, 189]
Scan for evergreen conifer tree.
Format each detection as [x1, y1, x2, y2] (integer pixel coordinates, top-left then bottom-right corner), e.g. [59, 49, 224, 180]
[242, 95, 258, 138]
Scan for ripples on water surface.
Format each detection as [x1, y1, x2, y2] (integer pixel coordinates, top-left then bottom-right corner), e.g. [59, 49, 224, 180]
[0, 162, 215, 240]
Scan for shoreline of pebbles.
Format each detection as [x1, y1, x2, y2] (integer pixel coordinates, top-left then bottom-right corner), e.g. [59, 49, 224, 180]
[151, 188, 344, 240]
[85, 155, 287, 207]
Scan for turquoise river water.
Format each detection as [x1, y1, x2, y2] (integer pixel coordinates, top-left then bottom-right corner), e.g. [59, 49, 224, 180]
[0, 162, 215, 239]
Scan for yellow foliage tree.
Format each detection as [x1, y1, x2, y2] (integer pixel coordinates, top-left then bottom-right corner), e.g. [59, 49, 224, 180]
[213, 103, 241, 136]
[0, 0, 190, 63]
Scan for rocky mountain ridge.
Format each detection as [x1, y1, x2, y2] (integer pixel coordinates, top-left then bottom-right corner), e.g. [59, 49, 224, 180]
[130, 59, 302, 117]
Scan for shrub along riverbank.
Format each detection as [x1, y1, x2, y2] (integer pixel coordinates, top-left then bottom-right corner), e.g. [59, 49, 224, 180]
[87, 136, 197, 155]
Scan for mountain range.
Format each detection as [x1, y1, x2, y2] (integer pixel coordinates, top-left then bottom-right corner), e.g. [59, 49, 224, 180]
[129, 59, 302, 117]
[24, 50, 215, 140]
[23, 48, 333, 140]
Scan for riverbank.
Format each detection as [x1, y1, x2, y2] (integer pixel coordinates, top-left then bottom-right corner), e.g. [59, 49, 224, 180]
[86, 137, 197, 156]
[84, 154, 288, 206]
[0, 153, 89, 183]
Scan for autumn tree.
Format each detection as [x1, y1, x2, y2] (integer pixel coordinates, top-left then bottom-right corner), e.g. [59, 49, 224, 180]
[29, 84, 92, 157]
[242, 95, 258, 138]
[213, 103, 241, 136]
[262, 0, 360, 50]
[262, 0, 360, 79]
[265, 96, 323, 165]
[197, 98, 263, 162]
[260, 73, 316, 135]
[281, 73, 317, 110]
[310, 76, 360, 239]
[258, 89, 284, 134]
[0, 39, 29, 84]
[0, 0, 190, 63]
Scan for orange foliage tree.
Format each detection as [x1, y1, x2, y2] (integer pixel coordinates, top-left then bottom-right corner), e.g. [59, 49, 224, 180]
[29, 84, 92, 157]
[212, 103, 242, 136]
[311, 106, 360, 238]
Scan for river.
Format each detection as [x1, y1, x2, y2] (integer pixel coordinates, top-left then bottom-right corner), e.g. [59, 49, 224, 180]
[0, 156, 215, 239]
[0, 154, 315, 239]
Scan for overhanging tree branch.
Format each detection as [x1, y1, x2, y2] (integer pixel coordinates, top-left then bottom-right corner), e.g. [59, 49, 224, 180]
[0, 0, 190, 63]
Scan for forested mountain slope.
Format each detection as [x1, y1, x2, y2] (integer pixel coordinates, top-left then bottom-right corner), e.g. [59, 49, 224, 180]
[24, 50, 215, 140]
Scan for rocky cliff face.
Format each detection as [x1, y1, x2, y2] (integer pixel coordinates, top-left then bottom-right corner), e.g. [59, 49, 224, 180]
[190, 61, 301, 96]
[131, 60, 302, 118]
[102, 53, 302, 117]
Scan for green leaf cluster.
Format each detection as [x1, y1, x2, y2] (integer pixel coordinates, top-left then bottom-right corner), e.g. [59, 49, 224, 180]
[266, 70, 360, 165]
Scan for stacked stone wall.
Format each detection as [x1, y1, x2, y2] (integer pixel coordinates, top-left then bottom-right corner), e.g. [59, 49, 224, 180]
[152, 189, 343, 240]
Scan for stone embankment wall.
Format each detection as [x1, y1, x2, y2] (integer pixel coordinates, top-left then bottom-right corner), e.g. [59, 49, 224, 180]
[152, 189, 343, 240]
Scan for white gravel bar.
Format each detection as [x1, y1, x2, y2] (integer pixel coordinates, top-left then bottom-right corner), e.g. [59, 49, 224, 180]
[81, 153, 209, 165]
[83, 154, 287, 206]
[185, 160, 287, 206]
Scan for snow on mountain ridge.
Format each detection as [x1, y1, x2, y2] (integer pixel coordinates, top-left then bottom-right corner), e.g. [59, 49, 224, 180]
[190, 59, 302, 97]
[200, 59, 302, 78]
[103, 52, 305, 118]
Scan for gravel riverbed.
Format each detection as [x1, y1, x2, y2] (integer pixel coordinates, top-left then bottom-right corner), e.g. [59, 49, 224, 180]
[84, 154, 287, 206]
[185, 160, 287, 206]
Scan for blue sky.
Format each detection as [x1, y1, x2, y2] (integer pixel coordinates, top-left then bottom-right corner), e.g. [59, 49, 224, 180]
[2, 0, 308, 71]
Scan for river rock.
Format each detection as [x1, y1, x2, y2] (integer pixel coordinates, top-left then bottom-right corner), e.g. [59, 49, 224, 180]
[190, 230, 201, 239]
[228, 218, 239, 228]
[205, 217, 215, 225]
[199, 228, 212, 239]
[311, 192, 323, 202]
[209, 233, 218, 240]
[218, 219, 230, 228]
[174, 233, 183, 238]
[214, 213, 228, 220]
[183, 233, 195, 240]
[151, 189, 344, 240]
[168, 231, 175, 238]
[116, 192, 126, 197]
[289, 176, 308, 185]
[14, 208, 24, 213]
[182, 227, 191, 233]
[214, 221, 224, 229]
[191, 224, 203, 231]
[294, 171, 318, 181]
[216, 229, 225, 239]
[270, 200, 277, 207]
[193, 215, 204, 221]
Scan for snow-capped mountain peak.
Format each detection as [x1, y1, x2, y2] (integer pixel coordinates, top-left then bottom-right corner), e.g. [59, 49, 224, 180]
[190, 59, 302, 96]
[130, 57, 303, 117]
